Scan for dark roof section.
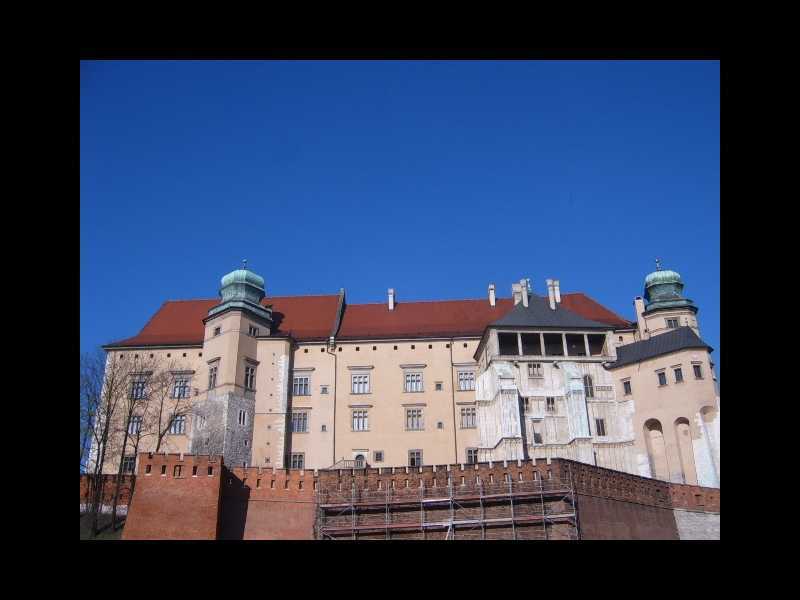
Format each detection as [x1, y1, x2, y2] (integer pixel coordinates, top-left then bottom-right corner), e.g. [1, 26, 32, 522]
[489, 294, 615, 330]
[607, 327, 713, 369]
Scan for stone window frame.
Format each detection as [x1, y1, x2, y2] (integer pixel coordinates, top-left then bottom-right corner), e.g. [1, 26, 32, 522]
[291, 410, 308, 433]
[405, 407, 424, 431]
[373, 450, 384, 463]
[408, 449, 423, 467]
[460, 406, 477, 429]
[666, 318, 679, 329]
[168, 414, 186, 435]
[656, 369, 668, 387]
[621, 378, 632, 396]
[457, 369, 476, 391]
[466, 448, 479, 464]
[290, 452, 305, 469]
[351, 409, 369, 432]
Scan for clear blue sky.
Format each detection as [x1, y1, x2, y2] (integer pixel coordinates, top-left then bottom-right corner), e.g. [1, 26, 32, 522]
[80, 60, 720, 373]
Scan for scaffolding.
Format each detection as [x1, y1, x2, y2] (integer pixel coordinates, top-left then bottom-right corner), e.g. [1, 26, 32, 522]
[316, 474, 579, 540]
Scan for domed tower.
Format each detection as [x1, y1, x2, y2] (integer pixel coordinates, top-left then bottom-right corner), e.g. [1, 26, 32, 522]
[634, 259, 700, 338]
[207, 260, 273, 325]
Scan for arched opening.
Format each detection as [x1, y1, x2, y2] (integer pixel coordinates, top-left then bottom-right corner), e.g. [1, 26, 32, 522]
[643, 419, 669, 481]
[583, 375, 594, 398]
[354, 454, 365, 468]
[674, 417, 697, 484]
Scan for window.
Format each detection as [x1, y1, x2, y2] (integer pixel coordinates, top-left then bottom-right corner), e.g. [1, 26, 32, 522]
[173, 377, 190, 399]
[168, 415, 186, 435]
[293, 376, 310, 396]
[595, 418, 607, 437]
[466, 448, 479, 464]
[657, 371, 667, 386]
[243, 365, 256, 390]
[292, 411, 308, 433]
[374, 450, 384, 463]
[173, 465, 183, 477]
[435, 382, 443, 391]
[290, 453, 305, 469]
[321, 424, 327, 432]
[238, 409, 247, 426]
[195, 415, 206, 430]
[460, 407, 476, 429]
[545, 397, 555, 413]
[208, 365, 218, 389]
[320, 385, 329, 395]
[351, 374, 370, 394]
[521, 333, 542, 356]
[527, 363, 543, 377]
[404, 372, 423, 393]
[406, 408, 424, 430]
[583, 375, 594, 398]
[498, 332, 519, 355]
[458, 371, 475, 391]
[543, 333, 564, 356]
[523, 397, 530, 412]
[666, 318, 679, 329]
[565, 334, 586, 356]
[587, 334, 606, 356]
[623, 380, 632, 395]
[130, 378, 147, 400]
[248, 324, 259, 337]
[674, 367, 684, 383]
[128, 416, 142, 435]
[693, 364, 703, 379]
[213, 326, 221, 337]
[532, 423, 543, 444]
[408, 450, 423, 467]
[352, 409, 369, 431]
[121, 456, 136, 474]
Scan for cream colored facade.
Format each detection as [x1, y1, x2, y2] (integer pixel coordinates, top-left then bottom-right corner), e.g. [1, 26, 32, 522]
[94, 264, 719, 490]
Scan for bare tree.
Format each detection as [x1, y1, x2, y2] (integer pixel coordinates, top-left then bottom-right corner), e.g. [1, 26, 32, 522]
[81, 349, 137, 538]
[145, 361, 194, 454]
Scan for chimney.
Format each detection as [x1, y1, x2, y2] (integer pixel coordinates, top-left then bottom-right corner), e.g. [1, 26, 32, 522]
[546, 279, 556, 310]
[634, 296, 648, 339]
[553, 279, 561, 304]
[388, 288, 396, 311]
[488, 283, 496, 307]
[520, 279, 529, 308]
[512, 282, 522, 305]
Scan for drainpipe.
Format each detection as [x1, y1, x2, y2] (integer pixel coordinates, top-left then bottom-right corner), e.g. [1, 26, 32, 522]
[326, 336, 337, 467]
[449, 338, 458, 464]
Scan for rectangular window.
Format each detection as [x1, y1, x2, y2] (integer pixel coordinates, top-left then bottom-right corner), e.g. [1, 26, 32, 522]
[405, 408, 424, 430]
[351, 409, 369, 431]
[130, 378, 147, 400]
[460, 407, 476, 428]
[666, 318, 679, 329]
[543, 333, 564, 356]
[248, 324, 259, 337]
[351, 374, 370, 394]
[527, 362, 543, 377]
[244, 365, 256, 390]
[693, 364, 703, 379]
[237, 409, 247, 426]
[523, 397, 530, 412]
[587, 334, 606, 356]
[292, 411, 308, 433]
[408, 450, 423, 467]
[373, 450, 384, 463]
[657, 371, 667, 386]
[293, 376, 310, 396]
[532, 423, 543, 445]
[595, 418, 607, 437]
[208, 365, 218, 389]
[128, 416, 142, 435]
[498, 332, 519, 356]
[545, 397, 555, 413]
[168, 415, 186, 435]
[520, 333, 542, 356]
[466, 448, 479, 464]
[565, 334, 587, 356]
[213, 326, 221, 337]
[404, 372, 423, 393]
[674, 367, 684, 383]
[290, 453, 305, 469]
[121, 456, 136, 474]
[623, 380, 632, 395]
[458, 371, 475, 391]
[320, 385, 329, 395]
[172, 377, 190, 399]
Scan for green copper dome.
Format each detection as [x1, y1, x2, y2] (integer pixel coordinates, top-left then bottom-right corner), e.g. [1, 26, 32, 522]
[220, 268, 265, 291]
[207, 260, 273, 324]
[643, 261, 697, 314]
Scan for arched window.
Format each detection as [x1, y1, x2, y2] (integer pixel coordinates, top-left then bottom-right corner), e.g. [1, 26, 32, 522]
[583, 375, 594, 398]
[354, 454, 365, 468]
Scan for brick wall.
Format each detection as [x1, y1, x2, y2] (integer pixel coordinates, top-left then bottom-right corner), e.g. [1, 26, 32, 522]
[80, 474, 134, 507]
[121, 453, 222, 540]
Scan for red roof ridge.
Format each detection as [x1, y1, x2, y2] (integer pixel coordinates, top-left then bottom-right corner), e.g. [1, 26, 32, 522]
[346, 297, 512, 307]
[561, 291, 631, 324]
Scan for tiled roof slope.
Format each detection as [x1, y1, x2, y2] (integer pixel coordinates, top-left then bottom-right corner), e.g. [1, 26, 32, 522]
[105, 292, 632, 348]
[489, 294, 617, 329]
[106, 295, 341, 347]
[607, 327, 713, 369]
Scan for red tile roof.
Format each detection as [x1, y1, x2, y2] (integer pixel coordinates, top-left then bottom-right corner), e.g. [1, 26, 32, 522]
[105, 292, 631, 348]
[106, 295, 341, 347]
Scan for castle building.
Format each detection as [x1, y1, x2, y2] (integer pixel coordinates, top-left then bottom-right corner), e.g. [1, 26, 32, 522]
[95, 262, 720, 488]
